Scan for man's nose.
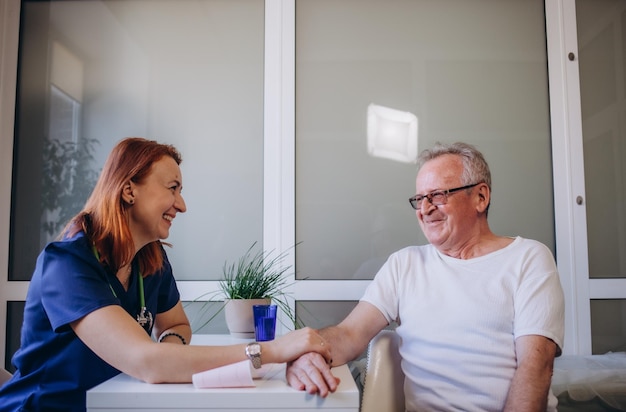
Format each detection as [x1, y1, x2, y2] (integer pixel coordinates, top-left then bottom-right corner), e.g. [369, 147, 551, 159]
[420, 196, 436, 213]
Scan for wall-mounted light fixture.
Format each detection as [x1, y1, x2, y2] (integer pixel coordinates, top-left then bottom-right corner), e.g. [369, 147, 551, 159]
[367, 103, 418, 164]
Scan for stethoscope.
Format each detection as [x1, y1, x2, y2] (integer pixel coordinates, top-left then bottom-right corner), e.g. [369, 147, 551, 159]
[92, 246, 153, 334]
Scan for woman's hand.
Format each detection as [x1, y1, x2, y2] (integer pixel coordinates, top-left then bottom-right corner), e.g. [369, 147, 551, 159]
[262, 327, 332, 365]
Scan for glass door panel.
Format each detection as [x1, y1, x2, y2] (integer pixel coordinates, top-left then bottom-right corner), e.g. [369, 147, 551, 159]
[11, 0, 265, 283]
[295, 0, 555, 282]
[590, 299, 626, 354]
[577, 0, 626, 280]
[576, 0, 626, 353]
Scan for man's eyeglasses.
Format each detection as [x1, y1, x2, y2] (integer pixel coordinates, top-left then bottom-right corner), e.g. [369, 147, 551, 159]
[408, 183, 480, 210]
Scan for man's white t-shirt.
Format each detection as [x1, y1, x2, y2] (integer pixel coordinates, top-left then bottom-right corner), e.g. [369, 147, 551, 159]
[361, 237, 565, 412]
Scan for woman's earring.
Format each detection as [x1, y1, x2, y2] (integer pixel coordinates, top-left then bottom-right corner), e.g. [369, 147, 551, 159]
[129, 198, 134, 205]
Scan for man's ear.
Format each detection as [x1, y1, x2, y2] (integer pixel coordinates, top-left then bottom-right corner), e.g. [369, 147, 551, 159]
[476, 183, 490, 213]
[122, 181, 135, 205]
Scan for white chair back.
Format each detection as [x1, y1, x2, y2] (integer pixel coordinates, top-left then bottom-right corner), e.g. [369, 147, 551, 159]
[361, 330, 405, 412]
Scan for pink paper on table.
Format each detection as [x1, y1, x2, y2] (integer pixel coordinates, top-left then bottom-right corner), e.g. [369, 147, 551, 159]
[192, 360, 254, 388]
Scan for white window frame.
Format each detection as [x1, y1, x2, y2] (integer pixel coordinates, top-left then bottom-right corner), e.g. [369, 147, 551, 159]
[547, 0, 626, 355]
[0, 0, 27, 370]
[545, 0, 591, 355]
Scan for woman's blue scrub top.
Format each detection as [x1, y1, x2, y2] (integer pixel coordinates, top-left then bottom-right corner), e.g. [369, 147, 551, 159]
[0, 232, 180, 411]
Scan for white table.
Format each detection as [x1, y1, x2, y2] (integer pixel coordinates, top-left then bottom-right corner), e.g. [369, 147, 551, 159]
[86, 335, 359, 412]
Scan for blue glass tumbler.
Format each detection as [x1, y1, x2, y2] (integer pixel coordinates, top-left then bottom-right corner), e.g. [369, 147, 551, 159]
[253, 304, 277, 341]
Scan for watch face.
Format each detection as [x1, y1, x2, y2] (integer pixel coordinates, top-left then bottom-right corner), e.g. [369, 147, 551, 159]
[247, 343, 261, 356]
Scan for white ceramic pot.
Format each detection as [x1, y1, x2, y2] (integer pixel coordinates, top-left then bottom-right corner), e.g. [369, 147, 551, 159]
[224, 298, 271, 338]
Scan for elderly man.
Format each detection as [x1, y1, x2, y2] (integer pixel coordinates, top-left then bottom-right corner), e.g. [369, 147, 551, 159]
[287, 142, 564, 411]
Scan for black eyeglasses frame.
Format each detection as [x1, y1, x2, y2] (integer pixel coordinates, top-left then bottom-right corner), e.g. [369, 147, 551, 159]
[408, 183, 480, 210]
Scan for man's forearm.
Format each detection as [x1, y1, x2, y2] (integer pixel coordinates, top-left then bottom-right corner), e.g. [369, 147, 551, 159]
[317, 325, 370, 366]
[504, 363, 553, 411]
[504, 335, 557, 411]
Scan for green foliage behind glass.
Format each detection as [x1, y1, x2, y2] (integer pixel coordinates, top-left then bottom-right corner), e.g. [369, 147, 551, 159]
[41, 137, 100, 237]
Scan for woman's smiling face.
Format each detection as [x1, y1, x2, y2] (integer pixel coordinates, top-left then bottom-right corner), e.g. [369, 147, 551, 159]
[127, 155, 186, 249]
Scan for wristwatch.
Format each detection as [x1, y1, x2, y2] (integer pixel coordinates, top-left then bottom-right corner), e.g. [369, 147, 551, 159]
[245, 342, 262, 369]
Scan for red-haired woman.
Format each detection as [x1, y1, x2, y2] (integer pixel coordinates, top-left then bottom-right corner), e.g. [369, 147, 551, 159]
[0, 137, 330, 412]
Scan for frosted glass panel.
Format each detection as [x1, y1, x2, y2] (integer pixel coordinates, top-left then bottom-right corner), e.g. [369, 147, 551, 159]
[295, 0, 554, 280]
[591, 299, 626, 354]
[296, 301, 358, 330]
[183, 301, 228, 335]
[10, 0, 264, 281]
[576, 0, 626, 279]
[4, 302, 24, 373]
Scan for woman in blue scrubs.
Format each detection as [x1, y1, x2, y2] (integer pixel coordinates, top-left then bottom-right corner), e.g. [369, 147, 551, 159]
[0, 137, 331, 412]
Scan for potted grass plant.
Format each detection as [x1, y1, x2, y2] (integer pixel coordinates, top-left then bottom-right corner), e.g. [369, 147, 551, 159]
[219, 242, 298, 338]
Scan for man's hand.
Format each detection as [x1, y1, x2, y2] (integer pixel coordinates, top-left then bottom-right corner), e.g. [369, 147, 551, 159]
[286, 352, 341, 397]
[285, 303, 388, 397]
